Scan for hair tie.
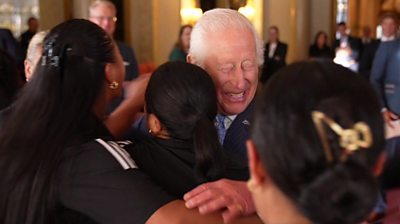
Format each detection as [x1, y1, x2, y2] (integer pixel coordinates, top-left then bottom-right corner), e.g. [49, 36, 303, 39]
[311, 111, 372, 162]
[41, 34, 67, 68]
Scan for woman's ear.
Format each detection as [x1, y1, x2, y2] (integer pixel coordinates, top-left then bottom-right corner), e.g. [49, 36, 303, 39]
[104, 63, 122, 100]
[147, 113, 168, 138]
[104, 63, 113, 84]
[247, 140, 267, 188]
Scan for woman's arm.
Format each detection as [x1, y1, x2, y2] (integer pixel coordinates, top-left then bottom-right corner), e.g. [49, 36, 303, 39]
[105, 73, 150, 138]
[147, 200, 262, 224]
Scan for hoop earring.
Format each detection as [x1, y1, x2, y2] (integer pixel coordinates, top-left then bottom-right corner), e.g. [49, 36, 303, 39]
[109, 81, 119, 89]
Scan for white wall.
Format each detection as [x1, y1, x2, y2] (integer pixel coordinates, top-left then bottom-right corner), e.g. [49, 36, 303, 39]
[263, 0, 312, 62]
[128, 0, 180, 65]
[152, 0, 180, 65]
[39, 0, 64, 30]
[72, 0, 89, 19]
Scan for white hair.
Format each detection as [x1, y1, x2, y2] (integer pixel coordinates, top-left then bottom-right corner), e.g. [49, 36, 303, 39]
[189, 8, 264, 67]
[88, 0, 116, 16]
[26, 30, 48, 63]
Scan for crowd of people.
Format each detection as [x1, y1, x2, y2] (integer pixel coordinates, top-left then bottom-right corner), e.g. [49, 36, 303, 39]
[0, 0, 399, 223]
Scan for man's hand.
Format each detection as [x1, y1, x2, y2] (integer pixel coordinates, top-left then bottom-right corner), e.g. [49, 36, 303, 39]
[183, 179, 255, 223]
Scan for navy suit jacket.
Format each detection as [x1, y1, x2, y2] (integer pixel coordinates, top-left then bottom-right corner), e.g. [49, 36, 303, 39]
[222, 101, 254, 167]
[359, 39, 380, 79]
[370, 38, 400, 114]
[116, 41, 139, 81]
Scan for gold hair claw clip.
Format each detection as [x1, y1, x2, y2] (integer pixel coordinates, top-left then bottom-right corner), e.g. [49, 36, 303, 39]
[311, 111, 373, 162]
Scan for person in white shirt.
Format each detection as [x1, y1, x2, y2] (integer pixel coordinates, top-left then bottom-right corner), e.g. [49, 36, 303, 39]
[260, 26, 287, 84]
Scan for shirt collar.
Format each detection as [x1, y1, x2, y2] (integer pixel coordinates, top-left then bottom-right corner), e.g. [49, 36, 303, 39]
[219, 115, 237, 130]
[381, 35, 396, 42]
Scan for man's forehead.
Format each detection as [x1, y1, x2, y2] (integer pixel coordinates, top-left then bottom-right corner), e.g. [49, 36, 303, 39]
[205, 46, 257, 65]
[204, 28, 253, 43]
[90, 5, 115, 15]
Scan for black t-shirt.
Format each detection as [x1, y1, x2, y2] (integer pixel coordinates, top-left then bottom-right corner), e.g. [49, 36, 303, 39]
[58, 139, 175, 224]
[126, 136, 249, 198]
[1, 110, 173, 223]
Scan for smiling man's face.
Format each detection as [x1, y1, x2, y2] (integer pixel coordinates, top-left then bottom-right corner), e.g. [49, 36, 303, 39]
[202, 29, 258, 115]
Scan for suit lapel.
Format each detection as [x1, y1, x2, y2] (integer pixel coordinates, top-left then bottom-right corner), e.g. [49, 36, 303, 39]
[223, 101, 254, 157]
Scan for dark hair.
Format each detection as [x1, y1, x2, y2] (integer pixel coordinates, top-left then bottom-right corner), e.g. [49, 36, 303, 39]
[269, 25, 279, 32]
[145, 61, 225, 182]
[175, 24, 192, 51]
[313, 31, 328, 46]
[380, 12, 399, 24]
[27, 17, 37, 24]
[0, 49, 20, 110]
[251, 61, 384, 224]
[28, 17, 38, 24]
[337, 21, 347, 27]
[0, 19, 115, 223]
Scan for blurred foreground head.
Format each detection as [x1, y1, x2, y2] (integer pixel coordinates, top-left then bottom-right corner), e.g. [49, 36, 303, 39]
[248, 60, 384, 224]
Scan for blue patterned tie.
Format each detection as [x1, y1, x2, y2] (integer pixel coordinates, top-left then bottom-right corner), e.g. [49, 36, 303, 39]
[216, 114, 226, 145]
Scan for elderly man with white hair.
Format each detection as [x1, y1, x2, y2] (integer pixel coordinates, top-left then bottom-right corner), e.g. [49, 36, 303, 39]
[184, 8, 264, 223]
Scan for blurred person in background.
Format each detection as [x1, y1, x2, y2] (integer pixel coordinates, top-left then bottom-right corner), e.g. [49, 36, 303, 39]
[89, 0, 138, 81]
[169, 25, 192, 62]
[19, 17, 39, 58]
[260, 26, 287, 84]
[309, 31, 334, 60]
[380, 13, 398, 42]
[359, 26, 380, 80]
[0, 49, 22, 111]
[369, 13, 400, 223]
[1, 28, 25, 81]
[333, 22, 362, 71]
[371, 13, 400, 149]
[360, 13, 398, 81]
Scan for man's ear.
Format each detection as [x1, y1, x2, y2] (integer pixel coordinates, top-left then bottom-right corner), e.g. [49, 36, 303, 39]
[24, 60, 31, 81]
[186, 54, 192, 63]
[247, 140, 266, 186]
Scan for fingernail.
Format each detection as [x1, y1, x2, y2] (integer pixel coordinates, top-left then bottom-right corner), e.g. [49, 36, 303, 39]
[185, 201, 193, 208]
